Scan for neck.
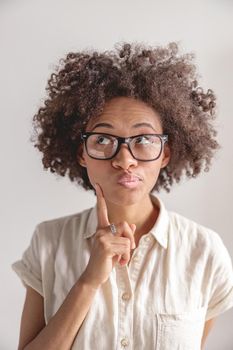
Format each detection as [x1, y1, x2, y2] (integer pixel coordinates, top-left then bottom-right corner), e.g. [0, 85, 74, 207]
[106, 195, 159, 241]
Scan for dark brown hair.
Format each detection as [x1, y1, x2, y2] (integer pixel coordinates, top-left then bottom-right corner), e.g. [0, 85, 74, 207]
[32, 41, 219, 192]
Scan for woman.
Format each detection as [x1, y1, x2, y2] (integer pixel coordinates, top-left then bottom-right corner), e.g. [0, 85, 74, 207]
[12, 42, 233, 349]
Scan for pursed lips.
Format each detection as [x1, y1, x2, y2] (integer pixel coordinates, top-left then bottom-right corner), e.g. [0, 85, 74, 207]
[117, 173, 142, 185]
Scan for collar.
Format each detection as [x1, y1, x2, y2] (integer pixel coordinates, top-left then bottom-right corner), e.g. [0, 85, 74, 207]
[84, 193, 169, 249]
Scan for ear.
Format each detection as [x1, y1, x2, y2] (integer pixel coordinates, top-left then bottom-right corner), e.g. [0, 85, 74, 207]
[77, 144, 87, 167]
[161, 143, 171, 169]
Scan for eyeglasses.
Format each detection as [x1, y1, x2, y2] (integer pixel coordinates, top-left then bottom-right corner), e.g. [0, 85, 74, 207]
[81, 132, 168, 161]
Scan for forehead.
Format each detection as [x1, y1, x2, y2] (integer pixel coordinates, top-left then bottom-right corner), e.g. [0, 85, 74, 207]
[87, 97, 162, 131]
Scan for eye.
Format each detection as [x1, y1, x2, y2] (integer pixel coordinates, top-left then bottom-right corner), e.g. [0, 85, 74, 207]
[96, 135, 112, 145]
[135, 135, 152, 144]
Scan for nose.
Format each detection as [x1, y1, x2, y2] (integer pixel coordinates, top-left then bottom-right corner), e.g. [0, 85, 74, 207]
[111, 144, 138, 170]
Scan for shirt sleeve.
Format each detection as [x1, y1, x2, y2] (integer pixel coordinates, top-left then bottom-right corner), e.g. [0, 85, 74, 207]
[205, 233, 233, 321]
[11, 225, 43, 296]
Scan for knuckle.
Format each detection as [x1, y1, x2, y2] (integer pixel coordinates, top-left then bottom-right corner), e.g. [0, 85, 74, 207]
[98, 235, 105, 243]
[96, 230, 105, 239]
[122, 221, 129, 229]
[119, 221, 129, 230]
[98, 235, 108, 247]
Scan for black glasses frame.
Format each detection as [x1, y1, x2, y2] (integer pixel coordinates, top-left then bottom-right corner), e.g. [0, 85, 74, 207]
[81, 132, 168, 161]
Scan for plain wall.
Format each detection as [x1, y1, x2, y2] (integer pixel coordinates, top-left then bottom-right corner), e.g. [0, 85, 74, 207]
[1, 0, 233, 349]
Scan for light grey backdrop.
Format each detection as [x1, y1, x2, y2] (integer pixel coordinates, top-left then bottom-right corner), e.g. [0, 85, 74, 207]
[1, 0, 232, 349]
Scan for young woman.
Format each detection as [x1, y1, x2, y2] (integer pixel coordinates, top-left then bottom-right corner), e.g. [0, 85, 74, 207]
[12, 42, 233, 350]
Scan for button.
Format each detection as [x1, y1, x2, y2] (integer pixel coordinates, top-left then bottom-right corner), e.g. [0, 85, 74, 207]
[145, 235, 152, 242]
[122, 292, 130, 301]
[132, 255, 140, 263]
[121, 337, 129, 347]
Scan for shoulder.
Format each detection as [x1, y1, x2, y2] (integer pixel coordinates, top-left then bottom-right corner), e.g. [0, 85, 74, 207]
[167, 211, 233, 290]
[37, 207, 93, 229]
[167, 210, 227, 258]
[33, 207, 94, 247]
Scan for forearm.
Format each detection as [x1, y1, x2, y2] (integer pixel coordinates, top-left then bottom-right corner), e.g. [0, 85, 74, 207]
[23, 277, 98, 350]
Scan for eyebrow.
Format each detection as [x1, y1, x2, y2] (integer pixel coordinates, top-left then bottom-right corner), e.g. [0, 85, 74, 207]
[92, 122, 156, 131]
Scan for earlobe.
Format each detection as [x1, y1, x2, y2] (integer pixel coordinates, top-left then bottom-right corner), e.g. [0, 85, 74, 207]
[78, 158, 87, 167]
[77, 155, 87, 167]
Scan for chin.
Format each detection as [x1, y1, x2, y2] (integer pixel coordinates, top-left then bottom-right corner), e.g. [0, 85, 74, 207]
[105, 187, 145, 207]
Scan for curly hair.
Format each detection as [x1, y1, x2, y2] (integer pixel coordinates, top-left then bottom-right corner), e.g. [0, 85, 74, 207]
[32, 41, 219, 192]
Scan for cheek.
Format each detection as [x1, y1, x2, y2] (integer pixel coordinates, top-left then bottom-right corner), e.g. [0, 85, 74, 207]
[145, 163, 162, 184]
[85, 160, 106, 184]
[146, 160, 161, 173]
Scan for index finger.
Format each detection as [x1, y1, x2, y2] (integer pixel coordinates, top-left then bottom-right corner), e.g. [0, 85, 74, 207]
[95, 183, 110, 229]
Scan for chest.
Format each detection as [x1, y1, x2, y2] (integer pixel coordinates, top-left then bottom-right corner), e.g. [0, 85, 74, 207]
[71, 253, 207, 350]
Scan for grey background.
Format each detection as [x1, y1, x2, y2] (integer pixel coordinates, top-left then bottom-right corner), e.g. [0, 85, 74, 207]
[0, 0, 232, 349]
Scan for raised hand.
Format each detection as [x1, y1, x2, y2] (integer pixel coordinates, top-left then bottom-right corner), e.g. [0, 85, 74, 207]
[80, 183, 136, 290]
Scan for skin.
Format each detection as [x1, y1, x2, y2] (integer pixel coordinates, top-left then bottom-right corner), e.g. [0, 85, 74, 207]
[78, 96, 170, 244]
[17, 96, 215, 349]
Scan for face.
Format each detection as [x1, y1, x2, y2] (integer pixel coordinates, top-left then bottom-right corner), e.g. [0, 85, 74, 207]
[78, 97, 170, 206]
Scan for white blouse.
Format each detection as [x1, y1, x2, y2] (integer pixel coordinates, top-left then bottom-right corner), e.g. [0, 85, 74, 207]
[12, 195, 233, 350]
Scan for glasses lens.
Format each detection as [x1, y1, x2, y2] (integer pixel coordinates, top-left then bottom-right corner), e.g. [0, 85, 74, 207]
[86, 134, 117, 159]
[130, 135, 162, 160]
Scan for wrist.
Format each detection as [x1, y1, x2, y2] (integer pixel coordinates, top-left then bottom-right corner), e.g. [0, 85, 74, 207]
[79, 273, 101, 292]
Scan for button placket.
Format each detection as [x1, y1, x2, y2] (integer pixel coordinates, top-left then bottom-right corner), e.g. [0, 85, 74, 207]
[116, 264, 133, 349]
[129, 235, 155, 292]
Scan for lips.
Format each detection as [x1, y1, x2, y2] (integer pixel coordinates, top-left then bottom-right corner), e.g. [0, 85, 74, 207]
[117, 173, 142, 189]
[118, 175, 141, 183]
